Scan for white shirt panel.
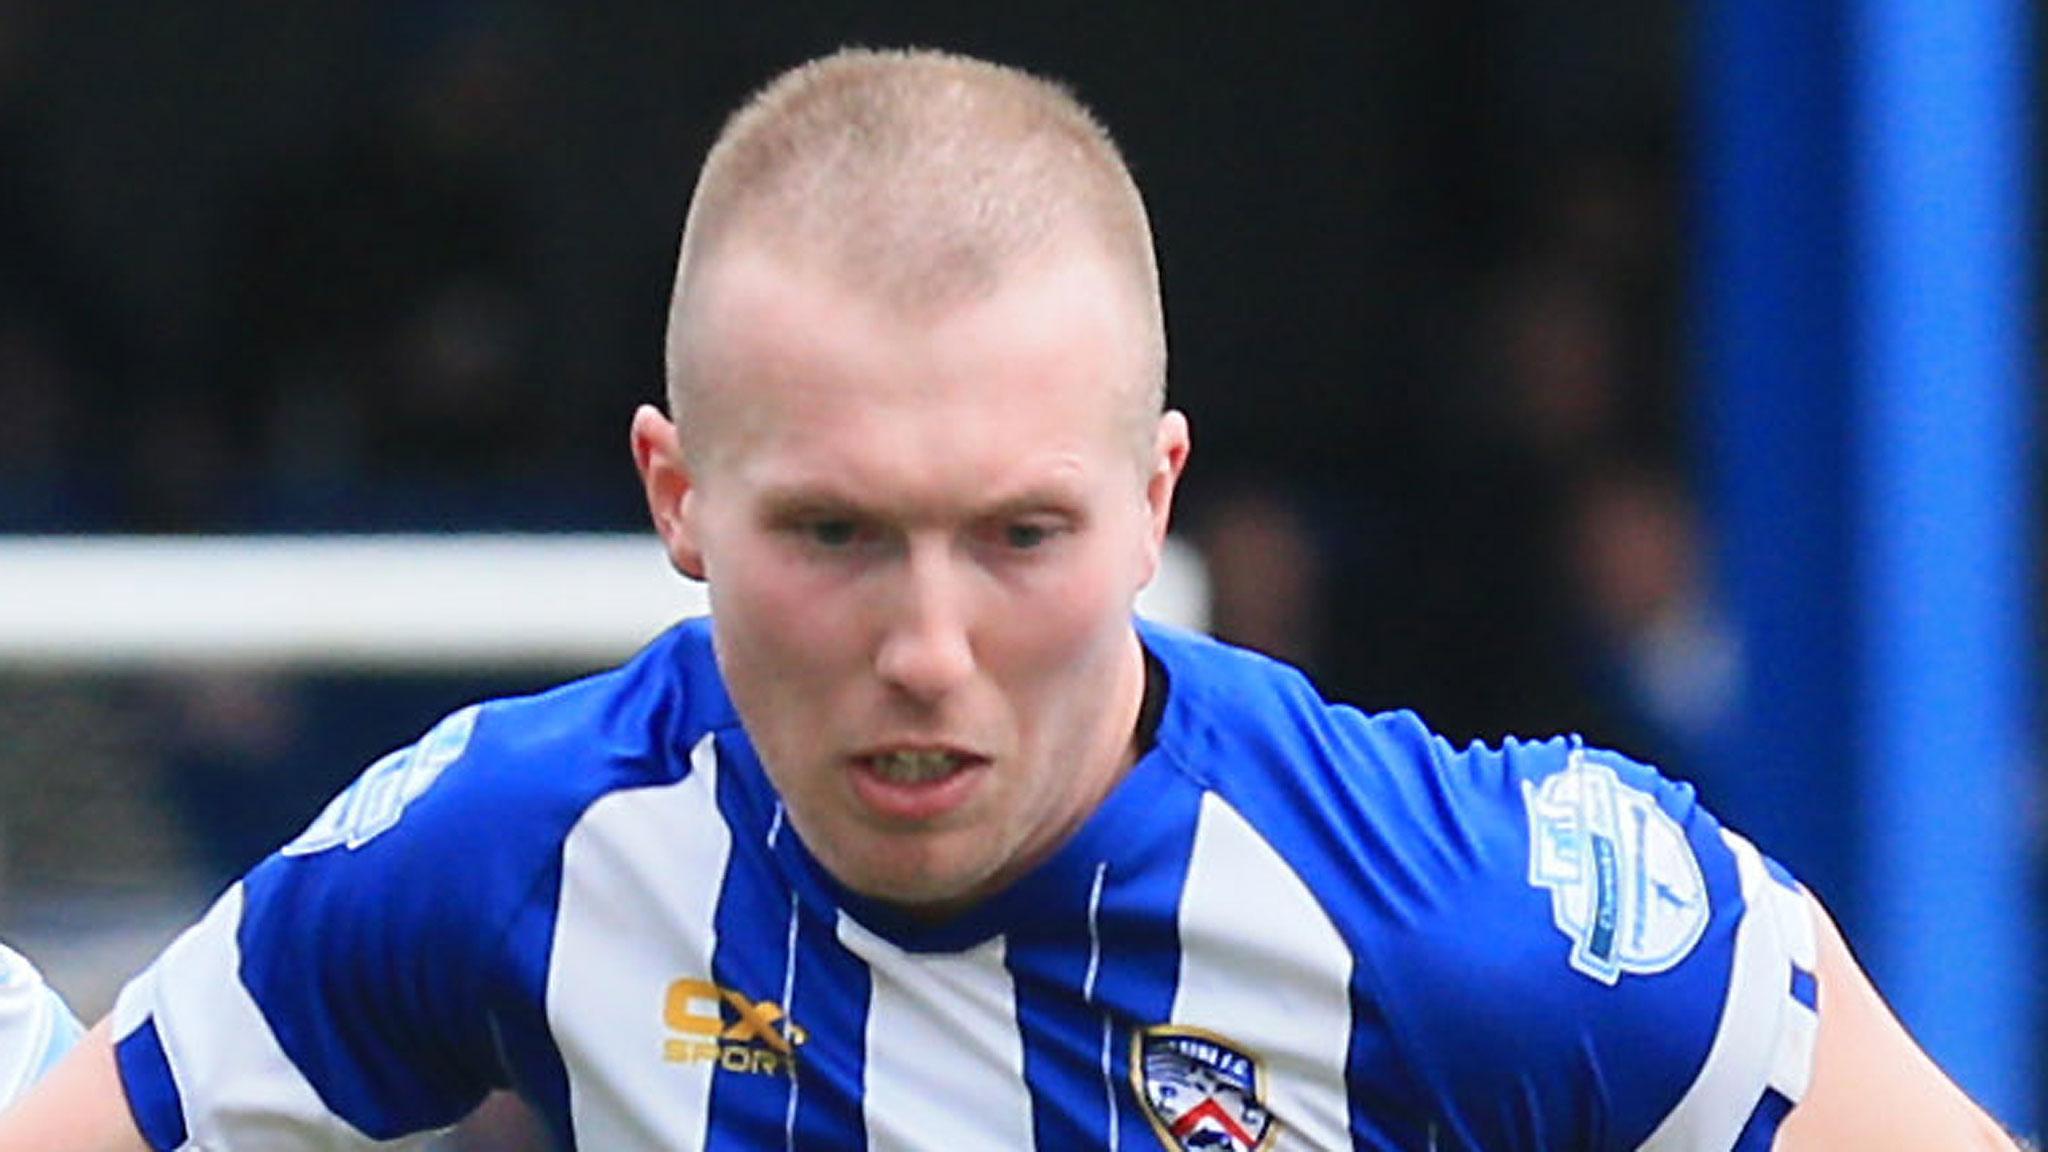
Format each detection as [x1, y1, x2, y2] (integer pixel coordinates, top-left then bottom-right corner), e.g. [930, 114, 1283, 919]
[549, 734, 732, 1151]
[1174, 794, 1355, 1151]
[837, 917, 1035, 1152]
[1761, 875, 1820, 1103]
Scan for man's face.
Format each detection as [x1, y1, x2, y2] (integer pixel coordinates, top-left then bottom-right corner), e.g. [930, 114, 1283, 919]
[637, 244, 1187, 915]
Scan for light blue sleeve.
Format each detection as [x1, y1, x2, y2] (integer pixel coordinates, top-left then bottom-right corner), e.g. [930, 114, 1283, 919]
[0, 940, 84, 1108]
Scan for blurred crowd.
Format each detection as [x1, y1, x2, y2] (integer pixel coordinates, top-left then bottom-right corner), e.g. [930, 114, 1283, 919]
[1, 3, 631, 536]
[0, 0, 1726, 1112]
[0, 5, 1721, 879]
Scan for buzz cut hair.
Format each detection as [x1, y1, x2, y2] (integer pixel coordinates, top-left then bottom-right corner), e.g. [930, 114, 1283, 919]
[664, 47, 1167, 429]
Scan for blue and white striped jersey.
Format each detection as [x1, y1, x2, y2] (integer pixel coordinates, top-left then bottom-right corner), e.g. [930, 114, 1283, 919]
[111, 618, 1817, 1150]
[0, 940, 83, 1109]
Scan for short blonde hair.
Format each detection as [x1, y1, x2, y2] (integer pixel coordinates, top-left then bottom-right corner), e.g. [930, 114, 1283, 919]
[664, 48, 1166, 429]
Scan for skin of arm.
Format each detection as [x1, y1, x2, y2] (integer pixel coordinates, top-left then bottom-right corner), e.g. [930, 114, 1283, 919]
[0, 1020, 150, 1152]
[1775, 893, 2021, 1151]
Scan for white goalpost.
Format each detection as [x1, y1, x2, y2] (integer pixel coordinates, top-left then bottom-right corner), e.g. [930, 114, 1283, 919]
[0, 534, 1209, 669]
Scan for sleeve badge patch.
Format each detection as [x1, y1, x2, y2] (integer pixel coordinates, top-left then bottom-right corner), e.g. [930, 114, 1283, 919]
[1521, 748, 1710, 985]
[1133, 1026, 1277, 1152]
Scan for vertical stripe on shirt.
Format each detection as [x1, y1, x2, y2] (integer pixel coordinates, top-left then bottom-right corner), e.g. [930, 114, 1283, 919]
[705, 739, 806, 1151]
[1009, 864, 1114, 1151]
[786, 903, 871, 1152]
[1090, 777, 1202, 1151]
[840, 917, 1033, 1151]
[550, 734, 732, 1151]
[1089, 864, 1121, 1152]
[780, 902, 802, 1152]
[1172, 793, 1355, 1151]
[1004, 784, 1210, 1152]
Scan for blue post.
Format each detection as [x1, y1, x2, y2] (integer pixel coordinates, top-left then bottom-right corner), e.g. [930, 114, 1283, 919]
[1847, 0, 2037, 1125]
[1699, 0, 2038, 1127]
[1692, 0, 1858, 911]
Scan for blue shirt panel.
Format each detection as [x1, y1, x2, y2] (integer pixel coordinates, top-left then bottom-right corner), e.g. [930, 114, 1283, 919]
[1006, 766, 1204, 1152]
[703, 729, 805, 1151]
[781, 909, 873, 1152]
[113, 1019, 187, 1151]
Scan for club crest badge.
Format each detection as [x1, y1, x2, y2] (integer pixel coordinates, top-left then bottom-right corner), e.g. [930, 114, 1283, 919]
[1132, 1026, 1277, 1152]
[1523, 747, 1710, 985]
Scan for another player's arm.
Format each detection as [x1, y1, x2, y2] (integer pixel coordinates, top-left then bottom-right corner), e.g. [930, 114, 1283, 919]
[0, 1020, 150, 1152]
[1776, 892, 2021, 1151]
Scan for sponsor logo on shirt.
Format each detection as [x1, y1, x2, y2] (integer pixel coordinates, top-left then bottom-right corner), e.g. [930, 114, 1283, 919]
[1133, 1025, 1276, 1152]
[662, 978, 806, 1076]
[1523, 748, 1710, 985]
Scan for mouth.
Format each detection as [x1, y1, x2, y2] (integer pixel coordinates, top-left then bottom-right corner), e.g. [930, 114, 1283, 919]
[848, 746, 990, 821]
[863, 749, 972, 783]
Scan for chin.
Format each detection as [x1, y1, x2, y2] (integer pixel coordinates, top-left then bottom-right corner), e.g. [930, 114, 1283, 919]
[844, 855, 992, 915]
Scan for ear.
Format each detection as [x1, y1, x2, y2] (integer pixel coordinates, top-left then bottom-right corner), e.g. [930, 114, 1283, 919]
[1138, 409, 1192, 584]
[631, 405, 707, 581]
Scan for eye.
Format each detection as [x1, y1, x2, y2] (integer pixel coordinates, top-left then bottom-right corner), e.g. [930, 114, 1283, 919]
[988, 516, 1074, 554]
[805, 519, 861, 548]
[1003, 521, 1054, 550]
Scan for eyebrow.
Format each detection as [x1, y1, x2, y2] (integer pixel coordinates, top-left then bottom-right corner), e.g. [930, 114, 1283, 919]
[753, 477, 1090, 522]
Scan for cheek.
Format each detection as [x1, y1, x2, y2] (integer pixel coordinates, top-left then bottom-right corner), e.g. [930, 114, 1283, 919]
[991, 545, 1136, 682]
[705, 537, 861, 689]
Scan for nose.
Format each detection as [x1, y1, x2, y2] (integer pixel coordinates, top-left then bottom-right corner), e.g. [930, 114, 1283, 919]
[873, 541, 976, 703]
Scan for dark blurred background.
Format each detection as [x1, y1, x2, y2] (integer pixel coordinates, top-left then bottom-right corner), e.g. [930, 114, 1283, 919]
[0, 0, 2036, 1144]
[0, 0, 1699, 743]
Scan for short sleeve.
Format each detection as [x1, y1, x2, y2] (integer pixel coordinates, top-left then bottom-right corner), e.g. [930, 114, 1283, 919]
[1370, 738, 1819, 1151]
[110, 705, 525, 1151]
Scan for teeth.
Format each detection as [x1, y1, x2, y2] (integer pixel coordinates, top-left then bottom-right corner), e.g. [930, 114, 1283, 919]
[868, 750, 962, 783]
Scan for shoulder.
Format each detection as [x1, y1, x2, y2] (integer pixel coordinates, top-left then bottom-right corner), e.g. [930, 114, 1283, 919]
[106, 620, 742, 1140]
[238, 617, 740, 976]
[1141, 619, 1496, 889]
[1143, 624, 1810, 1147]
[1144, 622, 1715, 959]
[1357, 740, 1757, 1124]
[282, 616, 734, 866]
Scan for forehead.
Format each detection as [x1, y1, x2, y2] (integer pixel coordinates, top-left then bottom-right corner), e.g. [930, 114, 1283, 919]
[675, 244, 1151, 481]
